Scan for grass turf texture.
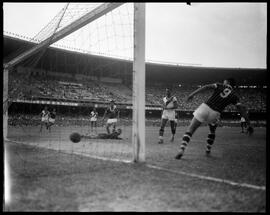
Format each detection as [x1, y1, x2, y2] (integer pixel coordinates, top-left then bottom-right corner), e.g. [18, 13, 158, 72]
[4, 125, 266, 212]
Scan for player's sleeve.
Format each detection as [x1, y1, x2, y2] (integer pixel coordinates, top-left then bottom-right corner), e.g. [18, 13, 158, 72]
[231, 95, 240, 106]
[215, 83, 222, 89]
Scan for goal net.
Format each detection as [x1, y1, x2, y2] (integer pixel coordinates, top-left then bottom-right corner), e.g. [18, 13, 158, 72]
[4, 3, 145, 164]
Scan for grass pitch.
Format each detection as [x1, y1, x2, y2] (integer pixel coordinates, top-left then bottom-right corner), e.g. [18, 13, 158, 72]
[4, 124, 266, 212]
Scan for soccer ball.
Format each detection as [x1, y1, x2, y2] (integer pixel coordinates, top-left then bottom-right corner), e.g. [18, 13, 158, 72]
[69, 132, 81, 143]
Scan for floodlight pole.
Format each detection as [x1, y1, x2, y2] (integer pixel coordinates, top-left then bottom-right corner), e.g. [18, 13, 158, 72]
[132, 3, 146, 162]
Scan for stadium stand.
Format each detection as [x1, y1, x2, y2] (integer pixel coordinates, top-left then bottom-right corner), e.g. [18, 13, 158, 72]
[9, 70, 266, 112]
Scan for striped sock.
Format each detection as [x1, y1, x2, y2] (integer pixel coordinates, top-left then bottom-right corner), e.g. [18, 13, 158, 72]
[180, 132, 192, 151]
[206, 133, 215, 151]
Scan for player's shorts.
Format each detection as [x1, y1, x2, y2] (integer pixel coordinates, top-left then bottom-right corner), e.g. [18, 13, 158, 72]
[193, 103, 220, 124]
[49, 118, 55, 123]
[90, 118, 97, 122]
[107, 118, 117, 124]
[41, 117, 49, 122]
[162, 110, 176, 121]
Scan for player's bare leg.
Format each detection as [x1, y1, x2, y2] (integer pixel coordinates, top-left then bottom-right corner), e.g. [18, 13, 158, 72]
[112, 123, 116, 133]
[90, 121, 93, 133]
[39, 123, 43, 133]
[48, 122, 52, 133]
[170, 120, 176, 142]
[46, 122, 49, 130]
[158, 118, 168, 144]
[206, 123, 218, 155]
[106, 123, 111, 134]
[175, 117, 202, 159]
[94, 121, 97, 133]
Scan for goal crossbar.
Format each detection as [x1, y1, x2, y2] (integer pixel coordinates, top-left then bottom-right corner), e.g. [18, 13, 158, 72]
[4, 3, 124, 70]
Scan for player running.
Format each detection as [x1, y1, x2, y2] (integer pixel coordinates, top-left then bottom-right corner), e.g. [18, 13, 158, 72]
[102, 100, 120, 134]
[39, 106, 50, 132]
[47, 108, 56, 132]
[158, 87, 178, 144]
[240, 115, 248, 133]
[175, 78, 253, 159]
[90, 107, 98, 133]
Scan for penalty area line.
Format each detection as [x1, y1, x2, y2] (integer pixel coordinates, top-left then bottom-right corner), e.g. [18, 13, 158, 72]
[146, 164, 265, 191]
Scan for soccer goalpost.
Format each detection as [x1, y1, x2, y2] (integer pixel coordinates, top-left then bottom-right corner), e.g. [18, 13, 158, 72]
[3, 3, 145, 162]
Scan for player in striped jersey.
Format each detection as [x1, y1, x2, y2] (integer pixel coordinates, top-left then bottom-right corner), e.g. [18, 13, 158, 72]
[175, 78, 253, 159]
[158, 87, 178, 144]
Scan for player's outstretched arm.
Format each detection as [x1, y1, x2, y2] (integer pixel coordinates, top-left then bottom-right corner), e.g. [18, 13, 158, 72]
[187, 84, 216, 101]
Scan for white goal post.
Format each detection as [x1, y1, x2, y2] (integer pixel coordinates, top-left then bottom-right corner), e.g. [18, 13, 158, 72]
[132, 3, 146, 162]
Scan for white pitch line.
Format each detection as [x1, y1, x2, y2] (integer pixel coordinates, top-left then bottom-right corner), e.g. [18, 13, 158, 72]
[6, 139, 265, 191]
[146, 164, 266, 191]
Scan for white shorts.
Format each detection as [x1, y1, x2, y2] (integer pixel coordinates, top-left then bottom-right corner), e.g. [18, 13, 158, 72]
[49, 118, 55, 123]
[90, 118, 97, 122]
[193, 103, 220, 124]
[107, 118, 117, 124]
[162, 110, 176, 121]
[41, 117, 49, 122]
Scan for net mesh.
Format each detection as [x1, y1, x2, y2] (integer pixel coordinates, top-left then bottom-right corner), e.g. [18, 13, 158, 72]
[7, 3, 136, 163]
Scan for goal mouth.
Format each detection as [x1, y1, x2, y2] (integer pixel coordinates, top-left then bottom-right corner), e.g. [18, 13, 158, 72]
[4, 3, 145, 163]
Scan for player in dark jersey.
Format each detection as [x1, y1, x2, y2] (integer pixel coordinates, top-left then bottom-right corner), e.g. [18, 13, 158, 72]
[47, 108, 56, 132]
[175, 78, 253, 159]
[84, 128, 122, 140]
[102, 100, 120, 134]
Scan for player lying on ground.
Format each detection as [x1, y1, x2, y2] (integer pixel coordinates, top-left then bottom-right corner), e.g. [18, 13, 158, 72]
[158, 87, 178, 144]
[84, 128, 122, 140]
[175, 78, 254, 159]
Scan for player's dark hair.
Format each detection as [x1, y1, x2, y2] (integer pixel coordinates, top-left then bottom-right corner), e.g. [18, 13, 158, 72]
[226, 78, 236, 87]
[166, 86, 172, 91]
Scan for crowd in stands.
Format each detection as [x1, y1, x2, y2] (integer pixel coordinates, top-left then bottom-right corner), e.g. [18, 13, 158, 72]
[8, 72, 266, 112]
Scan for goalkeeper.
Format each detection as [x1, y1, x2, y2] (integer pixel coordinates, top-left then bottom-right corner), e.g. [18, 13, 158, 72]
[84, 128, 122, 140]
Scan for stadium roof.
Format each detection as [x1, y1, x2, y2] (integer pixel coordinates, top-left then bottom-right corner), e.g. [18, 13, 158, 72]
[4, 35, 267, 85]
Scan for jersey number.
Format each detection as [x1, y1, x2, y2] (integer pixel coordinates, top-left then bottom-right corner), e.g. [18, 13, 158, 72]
[220, 88, 232, 98]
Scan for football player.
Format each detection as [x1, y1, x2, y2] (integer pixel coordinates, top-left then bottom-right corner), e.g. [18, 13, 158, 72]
[158, 87, 178, 144]
[102, 100, 120, 134]
[240, 112, 248, 133]
[47, 108, 56, 132]
[39, 106, 50, 132]
[85, 128, 122, 140]
[175, 78, 253, 159]
[90, 107, 98, 133]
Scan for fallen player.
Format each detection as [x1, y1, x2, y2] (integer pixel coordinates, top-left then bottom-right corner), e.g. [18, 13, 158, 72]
[83, 128, 122, 140]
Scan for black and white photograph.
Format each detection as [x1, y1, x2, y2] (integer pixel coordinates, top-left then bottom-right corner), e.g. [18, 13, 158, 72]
[3, 2, 267, 212]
